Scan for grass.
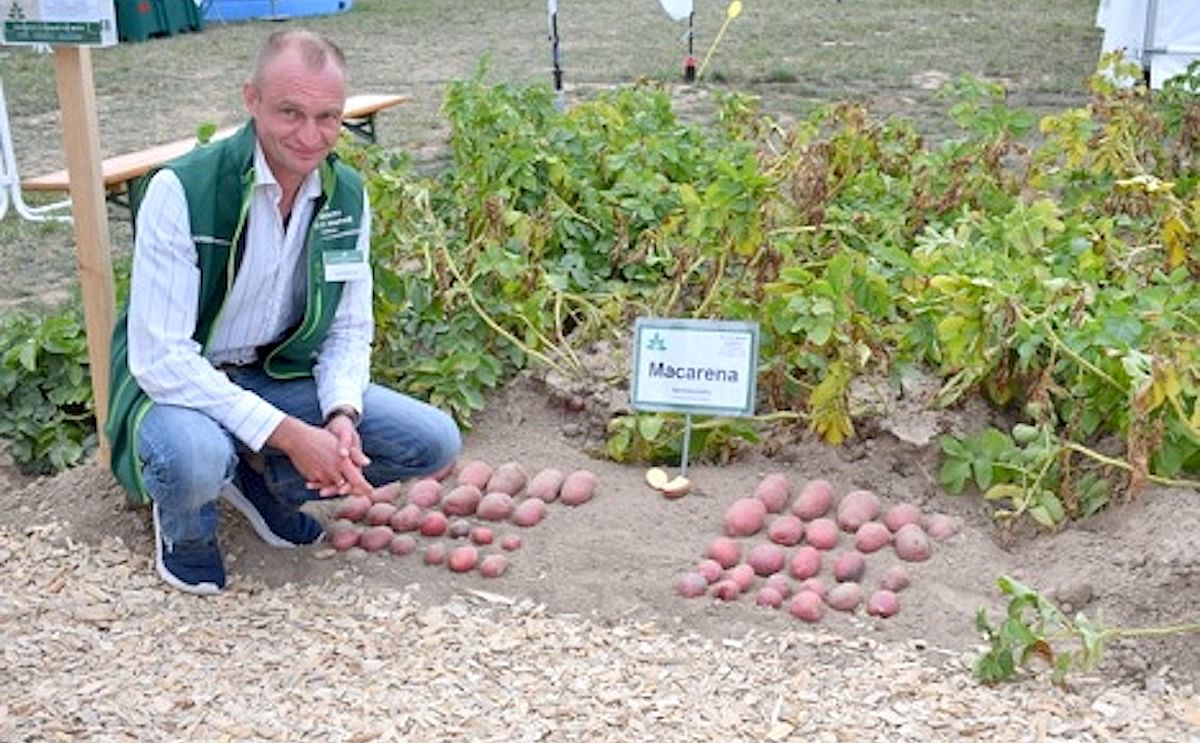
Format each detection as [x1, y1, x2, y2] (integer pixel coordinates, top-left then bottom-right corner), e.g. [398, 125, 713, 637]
[0, 0, 1105, 307]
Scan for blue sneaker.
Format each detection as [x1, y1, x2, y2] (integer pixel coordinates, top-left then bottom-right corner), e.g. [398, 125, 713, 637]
[153, 504, 225, 596]
[222, 461, 324, 548]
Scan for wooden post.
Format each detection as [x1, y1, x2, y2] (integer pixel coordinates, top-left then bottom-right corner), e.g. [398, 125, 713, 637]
[53, 46, 114, 465]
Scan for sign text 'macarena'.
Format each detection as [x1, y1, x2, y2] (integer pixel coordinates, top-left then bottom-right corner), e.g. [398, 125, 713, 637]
[647, 362, 739, 383]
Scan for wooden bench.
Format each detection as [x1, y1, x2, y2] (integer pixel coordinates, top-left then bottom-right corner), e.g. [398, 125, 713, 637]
[21, 93, 411, 211]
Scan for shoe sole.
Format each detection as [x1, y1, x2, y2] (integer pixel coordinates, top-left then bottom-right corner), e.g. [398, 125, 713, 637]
[153, 504, 222, 596]
[221, 486, 322, 549]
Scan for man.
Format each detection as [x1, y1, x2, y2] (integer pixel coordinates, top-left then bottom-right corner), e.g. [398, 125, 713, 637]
[106, 30, 461, 595]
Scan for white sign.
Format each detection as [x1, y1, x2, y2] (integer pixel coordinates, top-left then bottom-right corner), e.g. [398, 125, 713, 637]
[631, 317, 759, 417]
[1, 0, 116, 47]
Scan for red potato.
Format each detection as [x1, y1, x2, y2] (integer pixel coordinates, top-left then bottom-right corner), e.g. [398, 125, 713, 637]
[447, 545, 479, 573]
[334, 494, 372, 522]
[833, 551, 866, 582]
[487, 461, 529, 496]
[429, 459, 456, 482]
[766, 515, 805, 546]
[365, 502, 398, 527]
[511, 498, 547, 527]
[476, 492, 515, 521]
[706, 537, 742, 569]
[854, 522, 892, 553]
[448, 519, 472, 539]
[788, 590, 824, 622]
[369, 481, 402, 503]
[389, 534, 417, 556]
[479, 554, 509, 578]
[756, 587, 784, 608]
[711, 579, 742, 601]
[359, 525, 394, 552]
[456, 460, 493, 491]
[727, 564, 756, 592]
[880, 565, 911, 592]
[423, 542, 447, 565]
[836, 489, 882, 532]
[676, 572, 708, 598]
[419, 511, 449, 537]
[527, 468, 566, 502]
[867, 589, 900, 617]
[389, 504, 423, 533]
[800, 577, 828, 599]
[826, 582, 863, 612]
[792, 479, 835, 520]
[747, 543, 786, 576]
[894, 523, 933, 562]
[765, 573, 792, 599]
[329, 524, 360, 551]
[560, 470, 599, 506]
[789, 545, 822, 580]
[804, 518, 840, 550]
[499, 534, 523, 551]
[883, 503, 923, 533]
[442, 485, 482, 517]
[753, 472, 791, 514]
[723, 498, 768, 537]
[925, 513, 962, 540]
[405, 478, 443, 509]
[696, 559, 724, 584]
[470, 526, 494, 545]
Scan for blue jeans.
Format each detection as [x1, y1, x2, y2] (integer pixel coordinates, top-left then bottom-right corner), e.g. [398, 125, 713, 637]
[139, 368, 461, 545]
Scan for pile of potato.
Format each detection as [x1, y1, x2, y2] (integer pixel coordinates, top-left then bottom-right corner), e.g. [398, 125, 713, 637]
[674, 474, 961, 622]
[326, 460, 599, 579]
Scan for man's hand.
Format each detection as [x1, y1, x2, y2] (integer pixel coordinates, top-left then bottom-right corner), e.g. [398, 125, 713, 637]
[267, 415, 372, 497]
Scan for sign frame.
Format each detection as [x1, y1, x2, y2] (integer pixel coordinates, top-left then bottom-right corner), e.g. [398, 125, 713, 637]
[630, 316, 759, 418]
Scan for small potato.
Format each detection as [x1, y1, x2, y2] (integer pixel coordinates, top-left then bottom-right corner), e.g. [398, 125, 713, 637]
[747, 543, 786, 576]
[511, 498, 547, 527]
[836, 489, 881, 532]
[560, 470, 598, 506]
[527, 468, 566, 502]
[832, 551, 866, 582]
[788, 590, 824, 622]
[405, 478, 443, 509]
[711, 579, 742, 601]
[365, 502, 398, 527]
[419, 511, 449, 537]
[470, 526, 494, 545]
[477, 491, 515, 521]
[442, 485, 482, 517]
[389, 534, 417, 556]
[369, 481, 402, 503]
[329, 524, 360, 551]
[925, 513, 962, 540]
[883, 502, 923, 533]
[854, 522, 892, 553]
[499, 534, 523, 551]
[447, 545, 479, 573]
[676, 572, 708, 598]
[696, 559, 724, 584]
[334, 494, 372, 522]
[792, 479, 835, 520]
[800, 577, 827, 599]
[456, 460, 493, 491]
[448, 519, 472, 539]
[423, 542, 447, 565]
[766, 515, 805, 546]
[764, 573, 792, 599]
[753, 472, 791, 513]
[723, 497, 768, 537]
[879, 565, 911, 592]
[804, 518, 840, 550]
[389, 503, 423, 532]
[867, 589, 900, 617]
[479, 554, 509, 578]
[894, 523, 933, 562]
[789, 545, 822, 580]
[486, 461, 529, 496]
[726, 564, 756, 592]
[755, 587, 784, 608]
[706, 536, 742, 569]
[826, 582, 863, 612]
[359, 525, 394, 552]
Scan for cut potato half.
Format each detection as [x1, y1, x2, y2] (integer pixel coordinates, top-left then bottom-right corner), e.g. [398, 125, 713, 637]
[645, 467, 670, 490]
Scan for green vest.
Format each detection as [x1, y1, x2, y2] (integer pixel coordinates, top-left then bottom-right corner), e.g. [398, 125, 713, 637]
[106, 122, 366, 505]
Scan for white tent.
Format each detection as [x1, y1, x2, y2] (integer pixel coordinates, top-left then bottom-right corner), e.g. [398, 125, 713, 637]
[1096, 0, 1200, 88]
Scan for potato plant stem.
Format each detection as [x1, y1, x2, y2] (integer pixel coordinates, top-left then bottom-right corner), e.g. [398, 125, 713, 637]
[1064, 441, 1200, 489]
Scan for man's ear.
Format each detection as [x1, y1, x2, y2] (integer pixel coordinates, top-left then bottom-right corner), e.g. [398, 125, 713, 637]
[241, 82, 258, 113]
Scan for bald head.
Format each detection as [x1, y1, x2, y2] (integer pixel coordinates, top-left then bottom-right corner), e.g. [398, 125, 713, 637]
[250, 29, 348, 90]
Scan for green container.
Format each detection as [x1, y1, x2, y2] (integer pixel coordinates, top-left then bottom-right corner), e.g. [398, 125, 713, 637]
[157, 0, 204, 35]
[115, 0, 167, 42]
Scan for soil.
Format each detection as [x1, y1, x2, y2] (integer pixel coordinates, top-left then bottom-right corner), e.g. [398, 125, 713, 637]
[3, 360, 1198, 689]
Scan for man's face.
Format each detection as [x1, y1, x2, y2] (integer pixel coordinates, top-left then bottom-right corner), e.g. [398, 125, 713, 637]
[242, 47, 346, 188]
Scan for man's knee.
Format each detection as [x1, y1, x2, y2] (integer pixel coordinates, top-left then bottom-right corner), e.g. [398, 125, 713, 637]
[140, 406, 237, 499]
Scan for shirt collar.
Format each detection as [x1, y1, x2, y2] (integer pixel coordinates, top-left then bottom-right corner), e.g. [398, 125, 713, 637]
[252, 142, 323, 203]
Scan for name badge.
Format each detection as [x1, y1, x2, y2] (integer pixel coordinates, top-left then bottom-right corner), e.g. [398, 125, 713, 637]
[323, 249, 368, 283]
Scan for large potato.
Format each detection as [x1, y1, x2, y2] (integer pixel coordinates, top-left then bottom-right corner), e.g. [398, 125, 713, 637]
[560, 470, 598, 506]
[442, 485, 482, 517]
[723, 498, 767, 537]
[477, 491, 515, 521]
[854, 522, 892, 553]
[456, 460, 493, 491]
[706, 536, 741, 568]
[753, 472, 791, 513]
[836, 489, 881, 532]
[766, 515, 804, 546]
[487, 461, 528, 496]
[527, 468, 566, 502]
[804, 518, 840, 550]
[405, 478, 443, 509]
[791, 479, 835, 520]
[894, 523, 932, 562]
[747, 543, 786, 576]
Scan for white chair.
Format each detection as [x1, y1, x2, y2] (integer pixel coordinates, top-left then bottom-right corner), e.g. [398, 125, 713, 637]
[0, 79, 72, 223]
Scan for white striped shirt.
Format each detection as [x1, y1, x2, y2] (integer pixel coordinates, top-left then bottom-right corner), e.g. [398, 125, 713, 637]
[127, 143, 373, 452]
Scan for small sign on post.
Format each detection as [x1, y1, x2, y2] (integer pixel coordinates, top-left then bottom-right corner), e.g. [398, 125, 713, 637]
[630, 317, 759, 476]
[1, 1, 117, 47]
